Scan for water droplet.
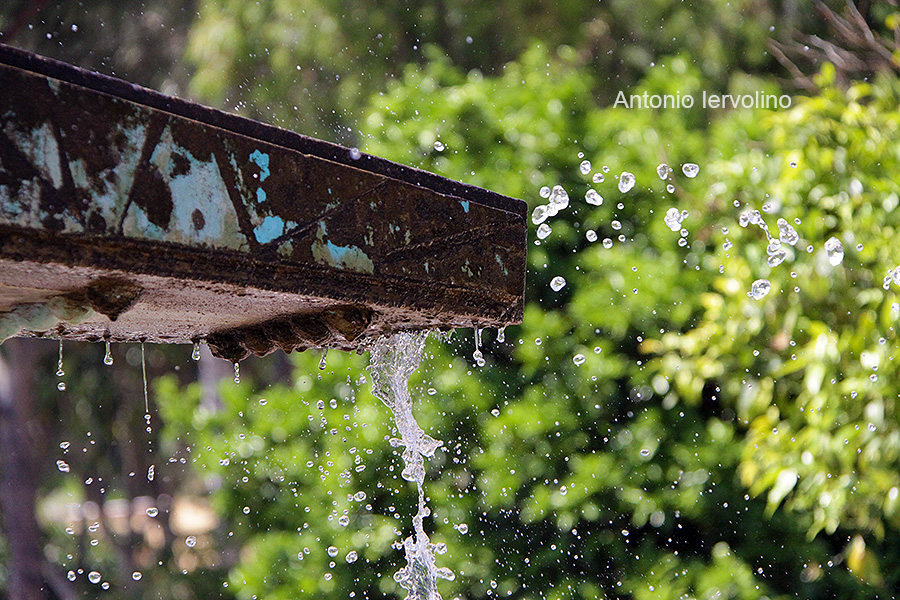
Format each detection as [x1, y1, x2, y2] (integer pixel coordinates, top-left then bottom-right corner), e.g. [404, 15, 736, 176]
[103, 340, 113, 365]
[456, 523, 469, 534]
[88, 571, 101, 584]
[57, 382, 66, 392]
[146, 507, 159, 517]
[893, 267, 900, 286]
[618, 172, 636, 193]
[232, 362, 240, 384]
[60, 441, 70, 450]
[192, 342, 201, 361]
[748, 279, 772, 300]
[572, 354, 586, 366]
[491, 408, 500, 417]
[67, 570, 76, 581]
[666, 183, 675, 193]
[147, 465, 154, 482]
[856, 243, 864, 251]
[496, 326, 506, 344]
[602, 238, 613, 249]
[132, 571, 142, 581]
[611, 220, 622, 231]
[640, 449, 651, 457]
[586, 230, 598, 242]
[354, 491, 367, 502]
[869, 423, 877, 432]
[592, 172, 604, 184]
[602, 165, 610, 173]
[585, 189, 603, 205]
[777, 218, 799, 245]
[433, 141, 444, 151]
[327, 546, 339, 557]
[723, 239, 733, 251]
[141, 342, 149, 413]
[548, 185, 569, 210]
[580, 160, 592, 175]
[338, 515, 350, 527]
[789, 160, 797, 168]
[531, 205, 549, 225]
[550, 276, 566, 292]
[536, 223, 552, 239]
[656, 164, 669, 180]
[539, 186, 551, 199]
[319, 350, 328, 370]
[682, 163, 700, 178]
[824, 237, 844, 266]
[56, 340, 65, 377]
[349, 147, 362, 160]
[767, 249, 787, 267]
[664, 207, 684, 232]
[185, 536, 197, 548]
[57, 460, 70, 472]
[346, 550, 358, 563]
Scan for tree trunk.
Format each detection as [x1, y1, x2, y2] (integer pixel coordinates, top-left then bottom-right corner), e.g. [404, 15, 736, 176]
[0, 338, 47, 600]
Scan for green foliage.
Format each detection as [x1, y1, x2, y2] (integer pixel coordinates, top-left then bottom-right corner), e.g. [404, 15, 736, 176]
[651, 69, 900, 547]
[353, 41, 900, 598]
[7, 2, 900, 599]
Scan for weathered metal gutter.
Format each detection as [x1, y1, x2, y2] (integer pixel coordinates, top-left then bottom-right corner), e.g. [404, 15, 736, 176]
[0, 44, 526, 361]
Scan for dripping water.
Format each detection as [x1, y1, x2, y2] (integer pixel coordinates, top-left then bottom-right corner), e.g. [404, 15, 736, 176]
[496, 326, 506, 344]
[103, 340, 113, 366]
[141, 342, 154, 479]
[140, 342, 149, 413]
[192, 341, 201, 361]
[233, 362, 240, 384]
[368, 332, 454, 600]
[56, 339, 64, 376]
[472, 328, 485, 367]
[319, 349, 328, 370]
[56, 339, 66, 391]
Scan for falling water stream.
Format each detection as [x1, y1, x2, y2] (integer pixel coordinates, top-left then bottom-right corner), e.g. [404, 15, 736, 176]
[368, 331, 454, 600]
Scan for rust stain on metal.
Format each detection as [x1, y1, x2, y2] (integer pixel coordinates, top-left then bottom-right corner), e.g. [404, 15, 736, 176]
[0, 44, 526, 359]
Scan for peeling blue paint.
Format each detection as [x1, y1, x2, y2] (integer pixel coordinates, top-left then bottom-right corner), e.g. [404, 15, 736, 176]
[495, 254, 508, 275]
[254, 216, 285, 244]
[311, 223, 374, 273]
[460, 200, 470, 213]
[249, 150, 270, 181]
[256, 188, 267, 203]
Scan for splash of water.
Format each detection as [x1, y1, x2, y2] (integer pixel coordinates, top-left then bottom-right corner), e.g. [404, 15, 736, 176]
[368, 331, 453, 600]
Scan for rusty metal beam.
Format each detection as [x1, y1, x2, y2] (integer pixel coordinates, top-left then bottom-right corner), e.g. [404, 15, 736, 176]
[0, 43, 526, 361]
